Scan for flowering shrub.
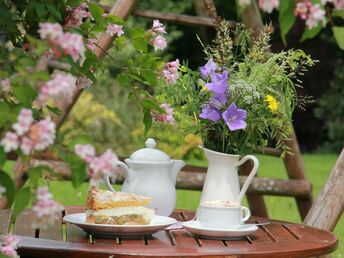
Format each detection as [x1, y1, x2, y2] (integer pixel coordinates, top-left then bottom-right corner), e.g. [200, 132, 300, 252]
[237, 0, 344, 49]
[0, 1, 175, 256]
[157, 22, 315, 155]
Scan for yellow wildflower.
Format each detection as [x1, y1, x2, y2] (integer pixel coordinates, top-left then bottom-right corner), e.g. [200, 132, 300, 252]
[265, 95, 278, 112]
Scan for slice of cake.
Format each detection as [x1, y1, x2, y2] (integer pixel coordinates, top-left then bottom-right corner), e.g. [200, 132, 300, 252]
[86, 187, 154, 225]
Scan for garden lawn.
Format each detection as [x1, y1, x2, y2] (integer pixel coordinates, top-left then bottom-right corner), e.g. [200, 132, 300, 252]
[45, 153, 341, 256]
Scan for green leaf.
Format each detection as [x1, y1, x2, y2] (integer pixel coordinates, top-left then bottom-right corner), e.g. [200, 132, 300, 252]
[0, 101, 10, 127]
[279, 0, 296, 44]
[0, 170, 15, 207]
[0, 148, 5, 169]
[12, 86, 38, 106]
[46, 4, 62, 21]
[28, 167, 43, 189]
[141, 99, 163, 112]
[46, 105, 62, 116]
[141, 70, 157, 85]
[333, 27, 344, 50]
[35, 3, 47, 18]
[12, 187, 32, 218]
[301, 25, 322, 41]
[64, 155, 87, 188]
[143, 109, 152, 134]
[66, 0, 82, 7]
[132, 38, 148, 53]
[106, 15, 125, 25]
[88, 3, 104, 22]
[333, 9, 344, 19]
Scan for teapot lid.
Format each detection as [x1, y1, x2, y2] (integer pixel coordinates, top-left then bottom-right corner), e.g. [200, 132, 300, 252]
[128, 138, 170, 163]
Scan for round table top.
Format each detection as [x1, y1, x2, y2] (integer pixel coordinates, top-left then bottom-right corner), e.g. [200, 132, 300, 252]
[0, 206, 338, 258]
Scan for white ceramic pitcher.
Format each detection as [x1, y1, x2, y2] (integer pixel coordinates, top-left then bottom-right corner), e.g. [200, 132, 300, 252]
[104, 138, 185, 216]
[200, 147, 259, 204]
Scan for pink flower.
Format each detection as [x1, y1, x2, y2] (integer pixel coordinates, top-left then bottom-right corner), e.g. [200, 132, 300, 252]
[75, 144, 96, 163]
[258, 0, 279, 13]
[151, 103, 174, 124]
[12, 108, 33, 136]
[0, 234, 20, 258]
[58, 32, 86, 62]
[106, 24, 124, 37]
[151, 19, 166, 35]
[20, 136, 34, 155]
[161, 59, 180, 85]
[38, 23, 63, 41]
[86, 38, 97, 52]
[1, 78, 11, 92]
[151, 35, 167, 51]
[294, 1, 326, 29]
[32, 187, 63, 229]
[38, 73, 77, 105]
[306, 4, 326, 29]
[0, 132, 19, 152]
[64, 3, 92, 28]
[29, 117, 56, 151]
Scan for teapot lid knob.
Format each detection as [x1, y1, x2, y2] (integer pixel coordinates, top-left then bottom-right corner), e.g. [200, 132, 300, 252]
[145, 138, 156, 148]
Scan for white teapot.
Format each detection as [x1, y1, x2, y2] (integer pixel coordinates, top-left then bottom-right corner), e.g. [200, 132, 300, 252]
[104, 138, 185, 216]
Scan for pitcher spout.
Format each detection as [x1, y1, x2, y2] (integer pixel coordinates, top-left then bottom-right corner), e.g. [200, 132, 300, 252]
[171, 160, 185, 185]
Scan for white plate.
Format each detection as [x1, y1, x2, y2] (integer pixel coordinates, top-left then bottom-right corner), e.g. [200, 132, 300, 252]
[63, 213, 177, 237]
[182, 220, 258, 240]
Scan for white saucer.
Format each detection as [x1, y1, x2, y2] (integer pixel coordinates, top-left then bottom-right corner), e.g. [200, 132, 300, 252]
[182, 220, 258, 240]
[63, 213, 177, 238]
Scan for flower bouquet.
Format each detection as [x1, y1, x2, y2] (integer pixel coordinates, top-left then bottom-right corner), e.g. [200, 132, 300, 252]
[157, 22, 315, 157]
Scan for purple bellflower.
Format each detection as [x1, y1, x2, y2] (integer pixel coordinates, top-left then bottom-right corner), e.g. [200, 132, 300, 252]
[222, 103, 247, 131]
[200, 104, 221, 122]
[205, 70, 229, 95]
[200, 59, 218, 78]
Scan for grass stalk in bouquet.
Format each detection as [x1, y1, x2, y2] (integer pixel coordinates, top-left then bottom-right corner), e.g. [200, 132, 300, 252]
[157, 21, 316, 157]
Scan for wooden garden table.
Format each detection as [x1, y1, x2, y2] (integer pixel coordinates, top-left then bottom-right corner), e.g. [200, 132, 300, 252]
[0, 206, 338, 257]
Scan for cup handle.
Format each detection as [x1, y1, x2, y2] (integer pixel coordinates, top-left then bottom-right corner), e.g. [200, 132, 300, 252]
[237, 155, 259, 203]
[240, 206, 251, 223]
[104, 160, 130, 192]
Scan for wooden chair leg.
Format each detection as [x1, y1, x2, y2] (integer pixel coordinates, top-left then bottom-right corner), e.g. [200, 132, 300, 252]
[284, 126, 313, 220]
[304, 148, 344, 231]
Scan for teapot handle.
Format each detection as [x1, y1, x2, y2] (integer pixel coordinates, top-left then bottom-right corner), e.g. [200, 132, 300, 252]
[237, 155, 259, 203]
[104, 160, 130, 192]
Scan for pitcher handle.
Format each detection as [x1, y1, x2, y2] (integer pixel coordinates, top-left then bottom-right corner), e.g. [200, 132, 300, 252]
[104, 160, 130, 192]
[237, 155, 259, 203]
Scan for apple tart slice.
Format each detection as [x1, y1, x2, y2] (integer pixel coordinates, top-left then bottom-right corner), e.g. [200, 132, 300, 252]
[86, 187, 154, 225]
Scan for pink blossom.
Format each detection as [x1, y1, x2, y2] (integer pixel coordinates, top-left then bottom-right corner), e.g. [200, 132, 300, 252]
[65, 3, 92, 28]
[238, 0, 251, 6]
[32, 187, 63, 229]
[58, 32, 86, 62]
[151, 103, 174, 124]
[306, 4, 326, 29]
[106, 24, 124, 37]
[258, 0, 279, 13]
[161, 59, 180, 85]
[12, 108, 33, 136]
[0, 234, 20, 258]
[1, 78, 11, 92]
[75, 144, 96, 163]
[38, 73, 77, 105]
[0, 132, 19, 153]
[88, 149, 119, 184]
[151, 19, 166, 35]
[151, 35, 167, 51]
[29, 117, 56, 151]
[86, 38, 97, 52]
[38, 22, 63, 41]
[20, 136, 34, 155]
[295, 1, 310, 20]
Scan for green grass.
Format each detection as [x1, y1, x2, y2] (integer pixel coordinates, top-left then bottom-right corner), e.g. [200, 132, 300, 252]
[5, 153, 343, 256]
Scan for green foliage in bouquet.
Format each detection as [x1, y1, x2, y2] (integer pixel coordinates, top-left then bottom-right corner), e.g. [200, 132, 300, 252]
[157, 21, 315, 156]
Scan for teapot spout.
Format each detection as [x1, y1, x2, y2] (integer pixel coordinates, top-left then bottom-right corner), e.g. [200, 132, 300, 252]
[171, 160, 185, 186]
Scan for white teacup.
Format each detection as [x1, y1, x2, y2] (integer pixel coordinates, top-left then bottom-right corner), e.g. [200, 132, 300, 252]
[196, 202, 250, 229]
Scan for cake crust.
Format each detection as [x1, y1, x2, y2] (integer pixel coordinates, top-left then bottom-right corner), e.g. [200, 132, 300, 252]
[86, 186, 152, 210]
